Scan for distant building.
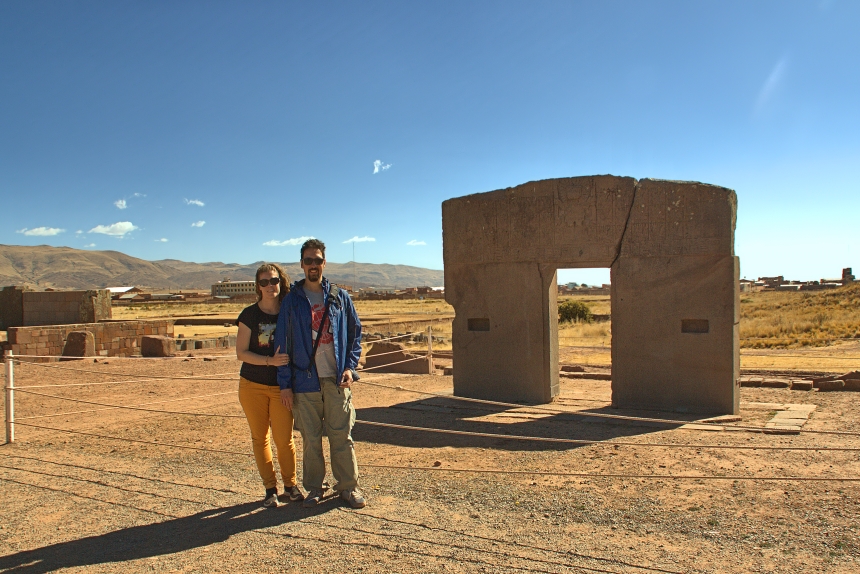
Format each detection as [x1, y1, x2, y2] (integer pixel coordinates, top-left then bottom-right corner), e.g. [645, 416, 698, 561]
[211, 280, 256, 297]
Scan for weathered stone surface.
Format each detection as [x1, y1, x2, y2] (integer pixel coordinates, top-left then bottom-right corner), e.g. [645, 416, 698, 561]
[561, 365, 585, 373]
[761, 379, 791, 388]
[141, 335, 175, 357]
[443, 366, 454, 376]
[843, 379, 860, 392]
[60, 331, 95, 360]
[443, 175, 739, 413]
[363, 341, 431, 374]
[814, 379, 845, 392]
[790, 380, 814, 391]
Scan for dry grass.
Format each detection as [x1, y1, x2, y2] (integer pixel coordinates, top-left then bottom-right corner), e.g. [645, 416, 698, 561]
[112, 302, 245, 320]
[740, 283, 860, 348]
[353, 298, 453, 316]
[558, 294, 610, 315]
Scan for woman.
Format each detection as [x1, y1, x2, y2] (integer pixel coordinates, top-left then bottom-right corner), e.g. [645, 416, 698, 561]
[236, 263, 302, 507]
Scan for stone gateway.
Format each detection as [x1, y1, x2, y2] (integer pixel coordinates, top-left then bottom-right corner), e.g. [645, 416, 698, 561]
[442, 175, 739, 415]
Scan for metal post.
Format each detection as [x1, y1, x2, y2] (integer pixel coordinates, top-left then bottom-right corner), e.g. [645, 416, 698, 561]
[5, 350, 14, 444]
[427, 326, 433, 375]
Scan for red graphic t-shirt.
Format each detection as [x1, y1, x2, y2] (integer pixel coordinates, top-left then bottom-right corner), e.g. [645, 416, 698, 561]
[311, 303, 334, 344]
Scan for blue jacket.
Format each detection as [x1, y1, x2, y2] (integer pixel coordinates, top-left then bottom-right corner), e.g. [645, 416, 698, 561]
[274, 277, 362, 392]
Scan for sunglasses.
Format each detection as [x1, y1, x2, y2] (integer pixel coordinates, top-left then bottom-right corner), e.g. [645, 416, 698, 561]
[302, 257, 325, 266]
[257, 277, 281, 287]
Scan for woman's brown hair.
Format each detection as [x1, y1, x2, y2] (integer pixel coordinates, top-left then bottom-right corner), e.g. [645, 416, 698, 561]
[255, 263, 289, 303]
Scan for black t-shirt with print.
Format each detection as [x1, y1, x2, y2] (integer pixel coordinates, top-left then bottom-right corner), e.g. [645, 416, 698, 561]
[237, 303, 279, 386]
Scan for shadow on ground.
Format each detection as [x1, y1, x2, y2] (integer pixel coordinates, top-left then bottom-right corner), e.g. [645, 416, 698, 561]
[354, 396, 701, 451]
[0, 498, 335, 573]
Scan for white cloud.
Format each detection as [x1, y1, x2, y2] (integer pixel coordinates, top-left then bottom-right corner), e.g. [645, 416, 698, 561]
[343, 236, 376, 243]
[133, 192, 146, 198]
[755, 56, 789, 113]
[89, 221, 138, 236]
[185, 198, 205, 207]
[17, 226, 65, 237]
[191, 221, 206, 227]
[372, 159, 392, 174]
[85, 243, 96, 247]
[263, 236, 314, 247]
[114, 199, 127, 209]
[406, 239, 426, 246]
[76, 230, 83, 234]
[155, 238, 168, 242]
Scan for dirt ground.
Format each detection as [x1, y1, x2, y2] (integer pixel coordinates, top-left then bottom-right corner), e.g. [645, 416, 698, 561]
[1, 353, 859, 573]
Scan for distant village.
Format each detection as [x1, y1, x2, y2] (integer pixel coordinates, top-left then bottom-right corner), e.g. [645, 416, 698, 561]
[740, 267, 855, 292]
[108, 266, 858, 303]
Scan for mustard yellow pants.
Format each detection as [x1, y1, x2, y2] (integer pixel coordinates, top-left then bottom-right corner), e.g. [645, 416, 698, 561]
[238, 377, 297, 490]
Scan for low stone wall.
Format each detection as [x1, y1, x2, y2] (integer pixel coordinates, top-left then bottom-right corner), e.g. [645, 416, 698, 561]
[4, 320, 173, 361]
[175, 334, 237, 351]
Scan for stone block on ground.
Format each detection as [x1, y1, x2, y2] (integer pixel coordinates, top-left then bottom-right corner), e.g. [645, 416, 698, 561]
[560, 365, 585, 373]
[761, 378, 791, 389]
[60, 331, 95, 360]
[814, 379, 845, 392]
[843, 379, 860, 392]
[141, 335, 176, 357]
[443, 366, 454, 376]
[790, 380, 814, 391]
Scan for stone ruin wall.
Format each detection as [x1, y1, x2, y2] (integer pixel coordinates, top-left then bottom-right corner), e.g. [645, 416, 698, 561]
[4, 320, 174, 361]
[443, 175, 739, 415]
[0, 287, 112, 329]
[21, 290, 112, 326]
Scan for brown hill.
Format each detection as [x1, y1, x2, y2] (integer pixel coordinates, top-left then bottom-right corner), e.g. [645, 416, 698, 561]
[0, 245, 444, 290]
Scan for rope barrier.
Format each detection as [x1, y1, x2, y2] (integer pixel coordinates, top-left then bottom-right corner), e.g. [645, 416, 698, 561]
[358, 354, 428, 372]
[13, 374, 235, 389]
[11, 360, 236, 380]
[13, 422, 253, 456]
[16, 390, 239, 421]
[14, 388, 245, 419]
[14, 386, 860, 451]
[348, 510, 681, 574]
[0, 463, 211, 506]
[362, 347, 430, 359]
[358, 463, 860, 482]
[0, 452, 249, 495]
[355, 419, 860, 452]
[361, 332, 423, 344]
[740, 353, 860, 359]
[13, 422, 860, 482]
[9, 353, 234, 361]
[356, 379, 860, 437]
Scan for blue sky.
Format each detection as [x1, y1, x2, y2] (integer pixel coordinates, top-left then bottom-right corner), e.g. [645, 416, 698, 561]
[1, 1, 858, 285]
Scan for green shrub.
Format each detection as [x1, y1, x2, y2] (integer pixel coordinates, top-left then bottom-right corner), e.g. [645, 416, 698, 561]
[559, 300, 592, 323]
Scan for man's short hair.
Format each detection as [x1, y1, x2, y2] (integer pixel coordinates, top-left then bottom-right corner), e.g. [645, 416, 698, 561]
[300, 238, 326, 260]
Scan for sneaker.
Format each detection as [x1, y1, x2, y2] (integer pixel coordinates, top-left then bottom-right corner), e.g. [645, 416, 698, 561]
[280, 485, 304, 502]
[340, 488, 366, 509]
[302, 488, 325, 508]
[263, 488, 282, 508]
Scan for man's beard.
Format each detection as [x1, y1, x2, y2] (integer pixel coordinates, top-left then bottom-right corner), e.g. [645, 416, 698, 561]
[307, 269, 321, 281]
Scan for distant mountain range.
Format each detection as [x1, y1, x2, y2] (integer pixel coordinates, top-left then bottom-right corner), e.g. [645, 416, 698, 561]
[0, 245, 444, 290]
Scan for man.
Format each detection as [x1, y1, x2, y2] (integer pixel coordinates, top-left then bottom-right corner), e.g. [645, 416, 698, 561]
[274, 238, 365, 508]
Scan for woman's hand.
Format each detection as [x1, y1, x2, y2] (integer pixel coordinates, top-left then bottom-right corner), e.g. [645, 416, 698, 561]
[268, 346, 290, 367]
[280, 388, 294, 410]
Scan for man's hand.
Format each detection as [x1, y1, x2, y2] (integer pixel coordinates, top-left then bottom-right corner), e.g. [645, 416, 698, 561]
[339, 369, 353, 389]
[280, 388, 294, 410]
[269, 346, 290, 367]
